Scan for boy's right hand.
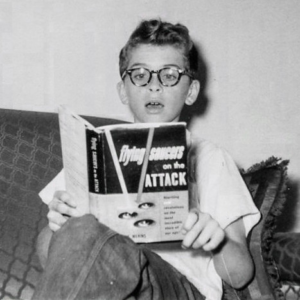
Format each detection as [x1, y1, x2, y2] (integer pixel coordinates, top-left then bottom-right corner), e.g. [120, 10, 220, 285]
[47, 191, 80, 232]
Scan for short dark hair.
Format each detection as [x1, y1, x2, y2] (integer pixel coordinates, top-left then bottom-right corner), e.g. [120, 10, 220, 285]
[119, 19, 198, 77]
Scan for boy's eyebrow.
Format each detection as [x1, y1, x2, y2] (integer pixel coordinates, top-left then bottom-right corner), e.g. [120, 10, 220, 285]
[128, 63, 147, 69]
[163, 64, 183, 69]
[128, 63, 183, 69]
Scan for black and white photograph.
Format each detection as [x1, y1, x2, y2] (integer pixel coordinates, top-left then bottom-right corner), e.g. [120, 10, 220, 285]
[0, 1, 299, 299]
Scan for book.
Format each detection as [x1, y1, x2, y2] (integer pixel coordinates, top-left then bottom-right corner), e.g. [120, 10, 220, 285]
[58, 105, 189, 243]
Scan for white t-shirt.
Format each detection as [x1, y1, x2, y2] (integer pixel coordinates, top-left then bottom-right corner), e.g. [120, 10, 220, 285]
[39, 139, 260, 300]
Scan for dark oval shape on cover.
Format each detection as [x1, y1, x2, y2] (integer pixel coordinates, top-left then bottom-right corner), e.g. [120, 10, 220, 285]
[138, 202, 155, 209]
[134, 219, 155, 227]
[119, 212, 138, 219]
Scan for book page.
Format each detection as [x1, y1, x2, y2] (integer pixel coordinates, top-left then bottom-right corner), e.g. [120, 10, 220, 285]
[58, 105, 93, 215]
[95, 121, 186, 131]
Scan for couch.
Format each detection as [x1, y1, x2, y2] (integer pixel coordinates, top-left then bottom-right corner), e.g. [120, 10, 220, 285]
[0, 108, 299, 300]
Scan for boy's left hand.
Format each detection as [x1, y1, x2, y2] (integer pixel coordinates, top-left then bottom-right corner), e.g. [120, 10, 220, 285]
[181, 209, 225, 252]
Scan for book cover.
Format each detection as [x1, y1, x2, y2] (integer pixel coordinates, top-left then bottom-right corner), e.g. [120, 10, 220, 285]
[59, 105, 189, 243]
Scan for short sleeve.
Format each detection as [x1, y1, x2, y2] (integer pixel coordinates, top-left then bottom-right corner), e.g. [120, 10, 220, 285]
[39, 170, 66, 205]
[189, 139, 261, 236]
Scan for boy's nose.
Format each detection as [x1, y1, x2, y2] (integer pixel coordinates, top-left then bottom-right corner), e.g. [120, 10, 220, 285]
[148, 74, 162, 92]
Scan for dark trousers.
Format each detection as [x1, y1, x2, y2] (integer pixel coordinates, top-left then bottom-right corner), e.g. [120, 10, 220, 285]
[32, 215, 205, 300]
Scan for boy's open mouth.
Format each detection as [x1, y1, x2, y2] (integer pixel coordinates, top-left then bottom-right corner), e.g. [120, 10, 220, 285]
[145, 102, 164, 108]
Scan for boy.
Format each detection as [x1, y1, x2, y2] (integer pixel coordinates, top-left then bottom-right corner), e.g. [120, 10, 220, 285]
[34, 19, 260, 300]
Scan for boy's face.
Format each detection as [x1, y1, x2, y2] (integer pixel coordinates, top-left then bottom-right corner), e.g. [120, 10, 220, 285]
[117, 44, 200, 123]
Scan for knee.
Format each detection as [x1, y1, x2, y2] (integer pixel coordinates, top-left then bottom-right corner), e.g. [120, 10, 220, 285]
[63, 214, 101, 233]
[50, 215, 111, 250]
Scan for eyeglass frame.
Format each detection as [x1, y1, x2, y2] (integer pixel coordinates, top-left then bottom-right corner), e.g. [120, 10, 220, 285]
[121, 67, 194, 87]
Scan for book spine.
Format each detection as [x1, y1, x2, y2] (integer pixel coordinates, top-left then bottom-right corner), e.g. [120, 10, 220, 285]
[100, 131, 107, 194]
[86, 129, 105, 193]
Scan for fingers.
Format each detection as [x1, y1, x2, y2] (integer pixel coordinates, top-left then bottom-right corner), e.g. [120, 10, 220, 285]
[54, 190, 77, 208]
[202, 228, 225, 252]
[49, 198, 78, 217]
[48, 210, 68, 232]
[47, 191, 80, 231]
[181, 208, 200, 234]
[182, 210, 225, 251]
[50, 191, 80, 217]
[191, 220, 225, 251]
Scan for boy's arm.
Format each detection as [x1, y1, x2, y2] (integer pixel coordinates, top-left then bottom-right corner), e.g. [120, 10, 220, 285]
[182, 211, 254, 289]
[212, 217, 254, 289]
[36, 225, 53, 269]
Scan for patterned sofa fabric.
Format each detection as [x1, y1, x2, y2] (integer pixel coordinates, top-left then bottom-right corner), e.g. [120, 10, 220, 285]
[271, 232, 300, 286]
[0, 108, 290, 300]
[0, 110, 61, 299]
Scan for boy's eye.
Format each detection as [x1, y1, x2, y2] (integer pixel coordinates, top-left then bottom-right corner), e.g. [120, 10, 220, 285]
[162, 74, 177, 81]
[131, 69, 150, 82]
[134, 73, 146, 80]
[160, 69, 179, 83]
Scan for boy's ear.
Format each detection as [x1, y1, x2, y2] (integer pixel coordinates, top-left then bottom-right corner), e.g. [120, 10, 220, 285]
[185, 80, 200, 106]
[117, 81, 129, 104]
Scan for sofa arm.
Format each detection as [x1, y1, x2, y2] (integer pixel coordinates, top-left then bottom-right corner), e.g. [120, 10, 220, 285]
[223, 157, 288, 300]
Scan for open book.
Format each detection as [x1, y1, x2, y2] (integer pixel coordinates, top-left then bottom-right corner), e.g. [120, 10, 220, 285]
[58, 105, 189, 243]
